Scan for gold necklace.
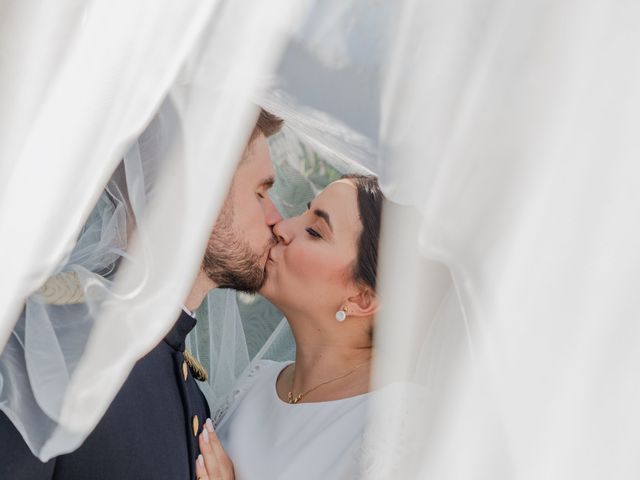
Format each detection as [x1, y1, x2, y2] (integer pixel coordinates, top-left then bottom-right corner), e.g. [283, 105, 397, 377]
[287, 360, 370, 404]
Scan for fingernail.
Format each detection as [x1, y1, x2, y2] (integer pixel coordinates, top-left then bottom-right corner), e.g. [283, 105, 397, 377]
[205, 418, 214, 433]
[202, 428, 209, 444]
[198, 454, 204, 467]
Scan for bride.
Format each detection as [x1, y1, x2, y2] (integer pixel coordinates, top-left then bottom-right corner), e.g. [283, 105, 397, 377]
[194, 174, 384, 480]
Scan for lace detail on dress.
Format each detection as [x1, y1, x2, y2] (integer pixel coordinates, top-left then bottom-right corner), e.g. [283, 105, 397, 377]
[211, 361, 267, 429]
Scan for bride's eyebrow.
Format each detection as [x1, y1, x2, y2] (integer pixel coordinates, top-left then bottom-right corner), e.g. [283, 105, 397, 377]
[307, 201, 333, 232]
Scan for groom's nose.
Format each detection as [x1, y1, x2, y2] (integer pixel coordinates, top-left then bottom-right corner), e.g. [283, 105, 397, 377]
[264, 196, 283, 226]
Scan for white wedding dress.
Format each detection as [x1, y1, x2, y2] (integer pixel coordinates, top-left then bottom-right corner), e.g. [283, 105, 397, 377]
[214, 360, 371, 480]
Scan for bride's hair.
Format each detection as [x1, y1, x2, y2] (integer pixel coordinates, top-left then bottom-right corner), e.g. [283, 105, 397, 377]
[341, 174, 384, 292]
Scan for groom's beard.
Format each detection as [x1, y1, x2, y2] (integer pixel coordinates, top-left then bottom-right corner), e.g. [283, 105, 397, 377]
[202, 200, 275, 293]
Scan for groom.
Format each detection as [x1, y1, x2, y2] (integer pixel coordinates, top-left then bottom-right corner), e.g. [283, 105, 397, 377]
[0, 108, 284, 479]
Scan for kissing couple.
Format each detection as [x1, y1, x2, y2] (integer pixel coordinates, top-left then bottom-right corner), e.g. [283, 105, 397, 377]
[0, 108, 385, 480]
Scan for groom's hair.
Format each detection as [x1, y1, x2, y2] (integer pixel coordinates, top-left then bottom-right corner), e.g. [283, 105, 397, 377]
[250, 108, 283, 143]
[240, 108, 283, 165]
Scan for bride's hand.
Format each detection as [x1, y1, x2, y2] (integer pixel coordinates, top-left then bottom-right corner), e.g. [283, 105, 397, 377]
[195, 418, 235, 480]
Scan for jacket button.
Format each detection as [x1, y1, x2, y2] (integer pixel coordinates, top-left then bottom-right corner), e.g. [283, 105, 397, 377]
[182, 361, 188, 381]
[192, 415, 199, 437]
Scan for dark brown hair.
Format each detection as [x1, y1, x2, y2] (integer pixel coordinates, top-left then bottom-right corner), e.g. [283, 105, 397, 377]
[249, 108, 283, 143]
[341, 174, 384, 292]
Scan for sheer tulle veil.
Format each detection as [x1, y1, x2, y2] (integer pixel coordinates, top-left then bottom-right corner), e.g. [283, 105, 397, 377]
[2, 1, 640, 478]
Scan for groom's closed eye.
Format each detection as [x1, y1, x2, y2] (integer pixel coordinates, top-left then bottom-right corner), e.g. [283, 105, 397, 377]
[256, 176, 275, 198]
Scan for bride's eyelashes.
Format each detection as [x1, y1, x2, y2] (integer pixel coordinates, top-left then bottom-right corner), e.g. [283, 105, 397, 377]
[305, 227, 323, 239]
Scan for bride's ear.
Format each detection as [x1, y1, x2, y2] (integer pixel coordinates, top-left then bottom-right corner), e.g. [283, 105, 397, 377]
[346, 287, 379, 317]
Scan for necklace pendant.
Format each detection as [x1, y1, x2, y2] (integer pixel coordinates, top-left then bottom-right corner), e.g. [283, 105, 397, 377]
[287, 392, 302, 404]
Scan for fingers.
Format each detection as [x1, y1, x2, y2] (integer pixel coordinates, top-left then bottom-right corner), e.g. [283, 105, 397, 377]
[195, 453, 209, 480]
[197, 418, 235, 480]
[205, 419, 235, 476]
[198, 428, 221, 480]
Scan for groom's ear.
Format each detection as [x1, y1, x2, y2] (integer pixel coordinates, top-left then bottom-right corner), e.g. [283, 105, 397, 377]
[346, 287, 379, 317]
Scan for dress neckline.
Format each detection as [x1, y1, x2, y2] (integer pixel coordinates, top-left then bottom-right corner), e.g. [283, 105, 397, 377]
[272, 361, 372, 407]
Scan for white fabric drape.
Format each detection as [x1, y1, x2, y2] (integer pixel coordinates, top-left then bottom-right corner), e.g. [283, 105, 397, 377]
[369, 0, 640, 478]
[0, 0, 216, 348]
[1, 0, 640, 477]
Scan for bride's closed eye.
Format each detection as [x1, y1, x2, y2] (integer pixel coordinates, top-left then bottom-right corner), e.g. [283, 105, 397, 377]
[305, 201, 322, 239]
[305, 227, 323, 239]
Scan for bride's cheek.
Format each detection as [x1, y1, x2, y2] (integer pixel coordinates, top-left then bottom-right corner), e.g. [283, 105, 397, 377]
[292, 255, 322, 283]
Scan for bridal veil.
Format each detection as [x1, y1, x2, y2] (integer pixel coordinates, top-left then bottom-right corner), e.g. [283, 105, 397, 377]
[1, 1, 640, 478]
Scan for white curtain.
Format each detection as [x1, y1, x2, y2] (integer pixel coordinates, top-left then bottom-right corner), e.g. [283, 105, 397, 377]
[2, 0, 640, 477]
[369, 0, 640, 478]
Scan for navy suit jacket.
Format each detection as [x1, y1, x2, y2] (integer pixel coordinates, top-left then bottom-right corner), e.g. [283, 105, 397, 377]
[0, 311, 210, 479]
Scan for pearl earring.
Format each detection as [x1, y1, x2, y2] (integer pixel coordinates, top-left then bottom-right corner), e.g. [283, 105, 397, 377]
[335, 306, 347, 322]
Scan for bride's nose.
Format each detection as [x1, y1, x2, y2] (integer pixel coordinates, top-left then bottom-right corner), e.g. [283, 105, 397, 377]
[272, 218, 293, 245]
